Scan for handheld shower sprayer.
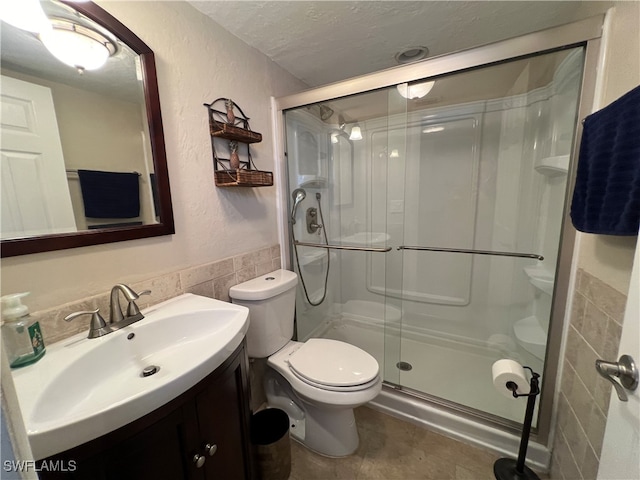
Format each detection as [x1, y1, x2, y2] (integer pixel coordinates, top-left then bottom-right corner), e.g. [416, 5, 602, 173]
[290, 187, 330, 307]
[291, 188, 306, 224]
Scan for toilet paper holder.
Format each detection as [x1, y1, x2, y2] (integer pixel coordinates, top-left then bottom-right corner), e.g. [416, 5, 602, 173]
[494, 366, 541, 480]
[504, 366, 540, 399]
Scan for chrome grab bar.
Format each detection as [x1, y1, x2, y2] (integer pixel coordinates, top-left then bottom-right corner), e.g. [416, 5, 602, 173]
[294, 241, 392, 253]
[397, 245, 544, 261]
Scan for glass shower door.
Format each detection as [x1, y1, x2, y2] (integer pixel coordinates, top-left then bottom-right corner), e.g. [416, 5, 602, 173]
[394, 47, 585, 424]
[285, 90, 402, 383]
[284, 44, 585, 427]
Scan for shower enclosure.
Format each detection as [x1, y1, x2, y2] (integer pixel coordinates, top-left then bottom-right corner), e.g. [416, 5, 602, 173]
[275, 18, 601, 465]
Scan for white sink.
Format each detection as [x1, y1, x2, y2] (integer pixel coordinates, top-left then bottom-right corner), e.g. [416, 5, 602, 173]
[11, 293, 249, 460]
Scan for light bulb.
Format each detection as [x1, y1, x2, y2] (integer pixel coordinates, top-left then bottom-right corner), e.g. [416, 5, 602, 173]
[331, 133, 339, 144]
[397, 81, 435, 99]
[0, 0, 50, 33]
[40, 27, 111, 71]
[349, 125, 362, 141]
[389, 149, 400, 158]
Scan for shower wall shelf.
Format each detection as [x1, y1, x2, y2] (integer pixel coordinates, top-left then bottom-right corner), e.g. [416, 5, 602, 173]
[534, 155, 569, 176]
[204, 98, 273, 187]
[523, 265, 555, 295]
[513, 315, 547, 360]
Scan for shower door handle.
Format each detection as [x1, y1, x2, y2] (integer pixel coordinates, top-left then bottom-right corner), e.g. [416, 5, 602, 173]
[595, 355, 639, 402]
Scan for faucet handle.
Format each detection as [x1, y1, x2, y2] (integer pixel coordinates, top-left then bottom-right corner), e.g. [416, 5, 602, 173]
[126, 289, 151, 317]
[64, 309, 111, 339]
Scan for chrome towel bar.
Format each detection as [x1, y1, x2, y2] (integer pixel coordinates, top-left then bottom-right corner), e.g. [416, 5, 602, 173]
[397, 245, 544, 261]
[294, 241, 392, 253]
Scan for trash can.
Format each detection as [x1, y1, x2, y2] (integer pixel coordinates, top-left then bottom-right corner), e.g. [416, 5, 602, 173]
[251, 408, 291, 480]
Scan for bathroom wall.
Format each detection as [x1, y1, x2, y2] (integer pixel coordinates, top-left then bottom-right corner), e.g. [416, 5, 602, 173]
[30, 244, 281, 344]
[0, 1, 306, 313]
[550, 2, 639, 479]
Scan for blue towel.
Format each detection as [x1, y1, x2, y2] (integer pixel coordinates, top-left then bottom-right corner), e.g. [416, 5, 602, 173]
[570, 85, 640, 235]
[77, 170, 140, 218]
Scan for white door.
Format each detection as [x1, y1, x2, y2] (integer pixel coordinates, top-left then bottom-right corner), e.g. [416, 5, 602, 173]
[597, 232, 640, 479]
[0, 75, 76, 239]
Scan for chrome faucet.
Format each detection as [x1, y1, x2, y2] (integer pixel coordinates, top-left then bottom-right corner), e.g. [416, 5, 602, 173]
[109, 284, 150, 326]
[65, 285, 151, 339]
[65, 309, 112, 339]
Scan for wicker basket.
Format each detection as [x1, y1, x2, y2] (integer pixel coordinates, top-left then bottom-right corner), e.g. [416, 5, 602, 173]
[214, 169, 273, 187]
[210, 120, 262, 143]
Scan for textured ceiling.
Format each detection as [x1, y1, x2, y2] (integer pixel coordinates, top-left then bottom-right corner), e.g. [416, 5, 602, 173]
[190, 1, 611, 87]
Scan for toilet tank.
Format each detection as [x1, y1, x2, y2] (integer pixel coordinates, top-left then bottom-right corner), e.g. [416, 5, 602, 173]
[229, 269, 298, 358]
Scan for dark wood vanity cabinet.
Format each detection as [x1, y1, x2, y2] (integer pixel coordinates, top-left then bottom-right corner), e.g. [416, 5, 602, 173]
[38, 342, 253, 480]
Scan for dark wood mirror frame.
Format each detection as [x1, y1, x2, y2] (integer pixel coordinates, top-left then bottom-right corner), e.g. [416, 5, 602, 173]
[1, 1, 174, 258]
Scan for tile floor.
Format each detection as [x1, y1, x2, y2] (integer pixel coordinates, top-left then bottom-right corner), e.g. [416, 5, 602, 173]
[289, 406, 529, 480]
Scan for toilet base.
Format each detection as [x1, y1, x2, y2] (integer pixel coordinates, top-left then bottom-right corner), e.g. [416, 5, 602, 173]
[264, 369, 360, 457]
[301, 403, 359, 457]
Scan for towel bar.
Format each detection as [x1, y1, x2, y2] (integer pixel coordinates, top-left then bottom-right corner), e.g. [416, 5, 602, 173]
[66, 169, 141, 176]
[397, 245, 544, 261]
[294, 241, 391, 253]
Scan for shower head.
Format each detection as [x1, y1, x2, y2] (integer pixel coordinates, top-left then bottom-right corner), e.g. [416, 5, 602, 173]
[291, 188, 306, 224]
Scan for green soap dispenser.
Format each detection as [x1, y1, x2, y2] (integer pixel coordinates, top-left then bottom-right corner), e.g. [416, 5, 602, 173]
[1, 292, 46, 368]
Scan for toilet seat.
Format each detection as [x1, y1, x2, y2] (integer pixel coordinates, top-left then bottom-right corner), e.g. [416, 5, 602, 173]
[287, 338, 379, 390]
[268, 340, 382, 408]
[288, 368, 380, 392]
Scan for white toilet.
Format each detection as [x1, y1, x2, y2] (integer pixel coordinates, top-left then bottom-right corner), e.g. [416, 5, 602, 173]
[229, 269, 381, 457]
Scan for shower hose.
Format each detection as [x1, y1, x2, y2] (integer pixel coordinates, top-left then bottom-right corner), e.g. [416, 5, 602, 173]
[291, 192, 330, 306]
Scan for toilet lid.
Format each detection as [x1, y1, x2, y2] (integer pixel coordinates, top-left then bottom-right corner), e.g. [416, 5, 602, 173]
[288, 338, 379, 387]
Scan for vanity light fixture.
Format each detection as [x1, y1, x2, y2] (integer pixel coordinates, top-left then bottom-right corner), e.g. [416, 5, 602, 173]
[349, 124, 363, 141]
[40, 18, 117, 73]
[397, 81, 435, 99]
[0, 0, 50, 33]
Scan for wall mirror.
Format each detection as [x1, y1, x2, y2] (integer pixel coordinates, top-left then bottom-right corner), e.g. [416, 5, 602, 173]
[0, 0, 174, 257]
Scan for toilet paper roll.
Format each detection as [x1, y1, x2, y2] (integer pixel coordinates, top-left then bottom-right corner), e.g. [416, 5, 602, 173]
[492, 359, 531, 399]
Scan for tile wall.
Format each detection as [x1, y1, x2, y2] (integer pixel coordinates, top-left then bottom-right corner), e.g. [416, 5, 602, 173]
[550, 268, 626, 480]
[31, 244, 281, 344]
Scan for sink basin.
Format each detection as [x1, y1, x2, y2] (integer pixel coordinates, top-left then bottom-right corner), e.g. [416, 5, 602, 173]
[11, 293, 249, 460]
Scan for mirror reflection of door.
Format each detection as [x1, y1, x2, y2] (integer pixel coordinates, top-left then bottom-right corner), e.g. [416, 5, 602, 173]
[0, 75, 76, 239]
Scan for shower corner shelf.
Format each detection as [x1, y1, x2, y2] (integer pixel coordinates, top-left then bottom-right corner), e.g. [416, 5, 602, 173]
[204, 98, 273, 188]
[513, 315, 547, 360]
[534, 155, 569, 177]
[523, 265, 555, 295]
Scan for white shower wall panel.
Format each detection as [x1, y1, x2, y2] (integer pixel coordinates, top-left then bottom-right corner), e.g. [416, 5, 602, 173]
[332, 95, 561, 344]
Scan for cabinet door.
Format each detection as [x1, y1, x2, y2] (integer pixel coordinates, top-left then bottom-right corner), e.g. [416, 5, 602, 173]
[195, 360, 251, 480]
[39, 408, 196, 480]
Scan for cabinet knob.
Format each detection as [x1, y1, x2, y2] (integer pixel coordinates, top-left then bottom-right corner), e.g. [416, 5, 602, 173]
[192, 454, 206, 468]
[205, 443, 218, 456]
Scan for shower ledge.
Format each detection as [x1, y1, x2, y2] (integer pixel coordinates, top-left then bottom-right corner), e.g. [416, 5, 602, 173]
[523, 265, 554, 296]
[513, 315, 547, 360]
[534, 154, 569, 176]
[337, 232, 391, 246]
